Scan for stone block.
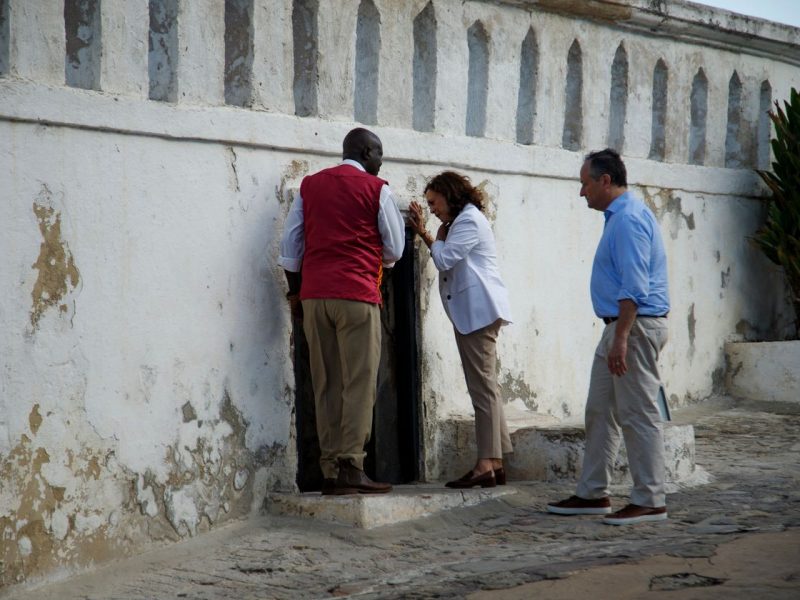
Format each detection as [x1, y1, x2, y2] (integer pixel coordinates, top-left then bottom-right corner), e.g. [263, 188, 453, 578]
[433, 416, 697, 486]
[725, 341, 800, 405]
[264, 484, 516, 529]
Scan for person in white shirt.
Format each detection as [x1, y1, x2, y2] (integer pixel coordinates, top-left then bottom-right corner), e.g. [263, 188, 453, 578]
[409, 171, 513, 488]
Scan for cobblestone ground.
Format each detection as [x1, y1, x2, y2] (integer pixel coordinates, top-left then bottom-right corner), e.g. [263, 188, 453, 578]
[7, 397, 800, 600]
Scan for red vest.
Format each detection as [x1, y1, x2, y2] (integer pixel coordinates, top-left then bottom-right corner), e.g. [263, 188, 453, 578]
[299, 164, 388, 304]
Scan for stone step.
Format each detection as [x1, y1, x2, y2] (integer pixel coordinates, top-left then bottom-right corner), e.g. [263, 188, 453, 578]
[264, 485, 516, 529]
[432, 416, 702, 488]
[506, 422, 696, 484]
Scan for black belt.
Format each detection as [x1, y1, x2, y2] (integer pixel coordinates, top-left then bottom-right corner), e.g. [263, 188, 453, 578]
[602, 315, 668, 325]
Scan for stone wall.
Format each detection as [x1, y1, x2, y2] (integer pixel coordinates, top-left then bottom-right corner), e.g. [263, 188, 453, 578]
[1, 0, 798, 589]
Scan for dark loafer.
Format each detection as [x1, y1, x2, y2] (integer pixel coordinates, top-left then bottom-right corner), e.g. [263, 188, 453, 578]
[493, 468, 506, 485]
[445, 470, 496, 489]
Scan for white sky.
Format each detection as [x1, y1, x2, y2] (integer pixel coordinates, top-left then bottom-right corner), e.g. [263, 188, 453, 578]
[693, 1, 800, 28]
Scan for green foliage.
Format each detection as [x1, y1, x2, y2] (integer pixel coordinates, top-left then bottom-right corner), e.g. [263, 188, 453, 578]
[755, 87, 800, 338]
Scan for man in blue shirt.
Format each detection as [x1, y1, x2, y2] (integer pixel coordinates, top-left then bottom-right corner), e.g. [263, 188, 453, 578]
[548, 149, 671, 525]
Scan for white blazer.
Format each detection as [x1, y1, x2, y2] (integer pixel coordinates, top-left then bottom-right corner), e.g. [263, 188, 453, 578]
[430, 203, 512, 334]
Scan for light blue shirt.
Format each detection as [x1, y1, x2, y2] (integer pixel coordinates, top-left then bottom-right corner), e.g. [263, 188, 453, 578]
[590, 191, 670, 318]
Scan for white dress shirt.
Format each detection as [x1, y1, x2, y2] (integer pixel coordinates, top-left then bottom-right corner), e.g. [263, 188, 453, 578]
[278, 159, 405, 272]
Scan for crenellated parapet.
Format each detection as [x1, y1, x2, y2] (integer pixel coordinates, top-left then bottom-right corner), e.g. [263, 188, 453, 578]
[1, 0, 798, 171]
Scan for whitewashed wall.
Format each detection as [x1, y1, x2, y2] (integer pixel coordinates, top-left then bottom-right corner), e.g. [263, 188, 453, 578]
[1, 0, 797, 588]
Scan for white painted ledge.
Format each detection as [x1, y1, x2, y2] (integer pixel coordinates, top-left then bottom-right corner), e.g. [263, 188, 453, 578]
[725, 341, 800, 404]
[0, 79, 766, 198]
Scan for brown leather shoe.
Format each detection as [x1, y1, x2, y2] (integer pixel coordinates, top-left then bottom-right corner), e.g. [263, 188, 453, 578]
[335, 459, 392, 494]
[546, 495, 612, 515]
[445, 469, 496, 489]
[603, 503, 667, 525]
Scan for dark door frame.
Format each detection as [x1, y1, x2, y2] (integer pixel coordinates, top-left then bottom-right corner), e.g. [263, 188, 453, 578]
[293, 227, 421, 491]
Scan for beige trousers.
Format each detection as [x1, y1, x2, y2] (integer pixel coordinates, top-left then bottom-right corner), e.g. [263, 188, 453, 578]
[302, 298, 381, 479]
[454, 319, 513, 459]
[576, 317, 669, 507]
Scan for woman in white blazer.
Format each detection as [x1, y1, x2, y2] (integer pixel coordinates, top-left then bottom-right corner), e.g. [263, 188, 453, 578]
[409, 171, 513, 488]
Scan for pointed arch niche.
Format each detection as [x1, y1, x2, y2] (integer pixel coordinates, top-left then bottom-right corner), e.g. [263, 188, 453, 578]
[648, 59, 668, 161]
[466, 21, 489, 137]
[757, 80, 772, 169]
[688, 68, 708, 165]
[354, 0, 381, 125]
[725, 71, 743, 168]
[515, 28, 538, 145]
[65, 0, 101, 90]
[292, 0, 319, 117]
[149, 0, 179, 102]
[562, 40, 583, 151]
[1, 0, 10, 77]
[607, 43, 628, 152]
[224, 0, 254, 107]
[413, 1, 436, 132]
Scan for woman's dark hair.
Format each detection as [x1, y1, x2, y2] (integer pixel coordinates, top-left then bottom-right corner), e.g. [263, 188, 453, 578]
[584, 148, 628, 187]
[424, 171, 484, 216]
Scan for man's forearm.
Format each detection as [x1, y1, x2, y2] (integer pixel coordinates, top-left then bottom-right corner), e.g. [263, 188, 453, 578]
[615, 299, 638, 340]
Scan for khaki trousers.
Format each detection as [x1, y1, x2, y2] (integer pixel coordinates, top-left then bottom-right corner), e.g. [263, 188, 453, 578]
[302, 298, 381, 479]
[576, 317, 669, 507]
[454, 319, 513, 459]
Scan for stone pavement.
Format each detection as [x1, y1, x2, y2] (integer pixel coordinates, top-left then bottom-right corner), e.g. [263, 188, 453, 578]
[5, 397, 800, 600]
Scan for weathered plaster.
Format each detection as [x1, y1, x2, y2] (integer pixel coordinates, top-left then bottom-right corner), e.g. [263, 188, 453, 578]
[30, 192, 80, 330]
[725, 341, 800, 405]
[1, 0, 798, 588]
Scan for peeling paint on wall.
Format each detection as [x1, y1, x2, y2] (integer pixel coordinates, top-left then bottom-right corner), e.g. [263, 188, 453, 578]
[641, 187, 695, 239]
[498, 368, 538, 412]
[476, 179, 498, 226]
[720, 266, 731, 290]
[28, 404, 43, 435]
[227, 146, 241, 192]
[30, 189, 80, 330]
[275, 159, 309, 205]
[0, 429, 127, 587]
[0, 383, 289, 586]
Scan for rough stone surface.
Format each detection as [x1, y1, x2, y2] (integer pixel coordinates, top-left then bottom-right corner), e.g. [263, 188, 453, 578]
[8, 397, 800, 599]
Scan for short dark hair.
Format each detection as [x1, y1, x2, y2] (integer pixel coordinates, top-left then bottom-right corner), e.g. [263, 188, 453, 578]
[342, 127, 381, 158]
[584, 148, 627, 187]
[424, 171, 484, 215]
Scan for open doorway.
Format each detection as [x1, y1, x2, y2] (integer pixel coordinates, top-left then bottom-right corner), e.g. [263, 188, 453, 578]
[293, 228, 420, 491]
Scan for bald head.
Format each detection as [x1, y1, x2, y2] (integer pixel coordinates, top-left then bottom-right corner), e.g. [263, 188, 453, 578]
[342, 128, 383, 176]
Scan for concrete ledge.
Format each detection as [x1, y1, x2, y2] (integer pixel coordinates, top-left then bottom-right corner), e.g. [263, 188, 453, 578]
[433, 417, 698, 486]
[726, 341, 800, 405]
[264, 485, 516, 529]
[507, 422, 697, 485]
[0, 80, 766, 197]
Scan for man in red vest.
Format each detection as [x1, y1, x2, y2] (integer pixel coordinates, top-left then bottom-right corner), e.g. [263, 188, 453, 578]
[279, 128, 405, 495]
